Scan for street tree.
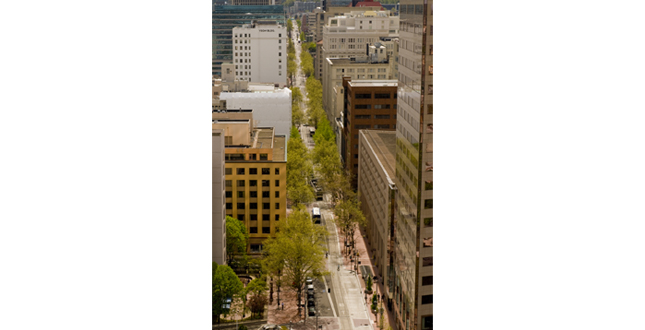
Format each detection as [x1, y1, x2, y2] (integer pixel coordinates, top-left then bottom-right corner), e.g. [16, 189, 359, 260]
[262, 206, 328, 316]
[334, 192, 366, 252]
[287, 126, 314, 205]
[245, 278, 269, 317]
[213, 264, 244, 324]
[226, 216, 249, 265]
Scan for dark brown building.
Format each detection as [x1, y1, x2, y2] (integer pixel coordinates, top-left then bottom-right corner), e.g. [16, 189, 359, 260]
[341, 77, 398, 187]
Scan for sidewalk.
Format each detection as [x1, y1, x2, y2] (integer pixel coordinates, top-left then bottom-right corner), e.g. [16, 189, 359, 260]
[340, 226, 397, 330]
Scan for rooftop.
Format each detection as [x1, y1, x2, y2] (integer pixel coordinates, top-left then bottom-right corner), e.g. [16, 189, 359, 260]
[348, 80, 397, 87]
[361, 130, 396, 183]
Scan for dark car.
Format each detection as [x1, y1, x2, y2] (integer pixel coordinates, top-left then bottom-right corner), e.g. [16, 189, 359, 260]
[307, 297, 315, 307]
[308, 306, 316, 316]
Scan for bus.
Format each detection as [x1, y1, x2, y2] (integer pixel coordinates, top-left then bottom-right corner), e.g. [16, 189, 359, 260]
[312, 207, 321, 224]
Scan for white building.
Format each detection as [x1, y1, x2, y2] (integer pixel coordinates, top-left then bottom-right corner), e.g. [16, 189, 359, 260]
[218, 87, 292, 148]
[232, 21, 288, 87]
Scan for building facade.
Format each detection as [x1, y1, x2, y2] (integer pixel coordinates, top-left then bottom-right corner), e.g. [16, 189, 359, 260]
[357, 130, 396, 304]
[212, 118, 287, 253]
[342, 79, 398, 186]
[213, 129, 227, 265]
[322, 43, 392, 125]
[232, 21, 288, 87]
[213, 5, 286, 77]
[391, 1, 432, 330]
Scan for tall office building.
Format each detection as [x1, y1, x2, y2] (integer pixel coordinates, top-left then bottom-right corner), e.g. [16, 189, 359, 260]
[232, 21, 287, 86]
[213, 129, 227, 265]
[212, 5, 286, 77]
[391, 1, 432, 330]
[212, 114, 287, 253]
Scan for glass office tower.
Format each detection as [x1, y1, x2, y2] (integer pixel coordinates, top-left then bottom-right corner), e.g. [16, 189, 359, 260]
[392, 0, 432, 330]
[212, 5, 286, 77]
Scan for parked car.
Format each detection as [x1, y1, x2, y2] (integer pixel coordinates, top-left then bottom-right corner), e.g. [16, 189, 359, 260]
[308, 306, 316, 316]
[307, 297, 315, 307]
[307, 284, 315, 295]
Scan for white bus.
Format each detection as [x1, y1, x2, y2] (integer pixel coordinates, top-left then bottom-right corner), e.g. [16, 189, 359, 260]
[312, 207, 321, 224]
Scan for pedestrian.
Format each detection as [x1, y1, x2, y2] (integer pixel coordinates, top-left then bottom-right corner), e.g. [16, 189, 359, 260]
[282, 302, 284, 310]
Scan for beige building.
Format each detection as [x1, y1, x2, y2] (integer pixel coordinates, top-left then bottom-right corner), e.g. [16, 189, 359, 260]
[322, 44, 392, 126]
[358, 130, 396, 299]
[212, 114, 287, 253]
[213, 129, 227, 265]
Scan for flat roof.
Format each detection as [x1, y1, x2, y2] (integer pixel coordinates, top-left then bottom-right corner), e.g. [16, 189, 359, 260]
[361, 130, 396, 182]
[348, 80, 397, 87]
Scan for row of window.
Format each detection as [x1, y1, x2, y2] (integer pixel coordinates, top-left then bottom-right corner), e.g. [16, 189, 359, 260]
[226, 191, 279, 198]
[250, 227, 272, 234]
[229, 214, 280, 221]
[225, 180, 280, 187]
[355, 93, 393, 99]
[225, 153, 268, 161]
[234, 33, 282, 38]
[226, 202, 280, 210]
[353, 124, 391, 129]
[226, 167, 280, 175]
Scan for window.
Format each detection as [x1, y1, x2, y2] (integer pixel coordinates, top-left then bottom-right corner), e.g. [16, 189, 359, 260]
[250, 244, 261, 252]
[250, 180, 257, 186]
[250, 203, 258, 209]
[355, 115, 371, 119]
[424, 217, 433, 227]
[262, 168, 270, 175]
[226, 203, 232, 209]
[422, 316, 433, 330]
[355, 93, 371, 99]
[275, 215, 280, 221]
[263, 203, 270, 209]
[374, 105, 390, 110]
[225, 180, 232, 187]
[278, 52, 281, 56]
[421, 295, 433, 305]
[375, 115, 390, 119]
[275, 180, 280, 187]
[355, 125, 370, 129]
[225, 191, 232, 198]
[423, 257, 433, 266]
[260, 191, 268, 198]
[427, 104, 433, 114]
[250, 227, 258, 234]
[375, 93, 390, 99]
[275, 203, 280, 210]
[250, 214, 257, 221]
[250, 168, 257, 175]
[262, 180, 270, 187]
[374, 124, 390, 129]
[238, 214, 245, 221]
[237, 168, 245, 175]
[422, 276, 433, 286]
[275, 191, 279, 198]
[425, 181, 433, 190]
[225, 168, 232, 175]
[262, 214, 270, 221]
[424, 199, 433, 209]
[262, 227, 271, 234]
[250, 191, 257, 198]
[249, 154, 257, 160]
[355, 104, 371, 109]
[260, 154, 268, 160]
[275, 168, 280, 175]
[237, 203, 245, 209]
[354, 154, 358, 159]
[238, 191, 245, 198]
[237, 180, 245, 187]
[423, 237, 433, 247]
[278, 33, 281, 37]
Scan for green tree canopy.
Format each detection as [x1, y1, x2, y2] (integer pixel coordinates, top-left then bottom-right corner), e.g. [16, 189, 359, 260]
[287, 126, 314, 205]
[213, 265, 244, 323]
[262, 206, 328, 313]
[226, 216, 249, 264]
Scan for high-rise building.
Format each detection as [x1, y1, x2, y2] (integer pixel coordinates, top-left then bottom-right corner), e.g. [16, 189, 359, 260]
[322, 43, 392, 125]
[212, 115, 287, 253]
[391, 1, 432, 330]
[341, 78, 397, 186]
[213, 129, 227, 265]
[212, 5, 286, 77]
[232, 21, 288, 87]
[357, 130, 397, 305]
